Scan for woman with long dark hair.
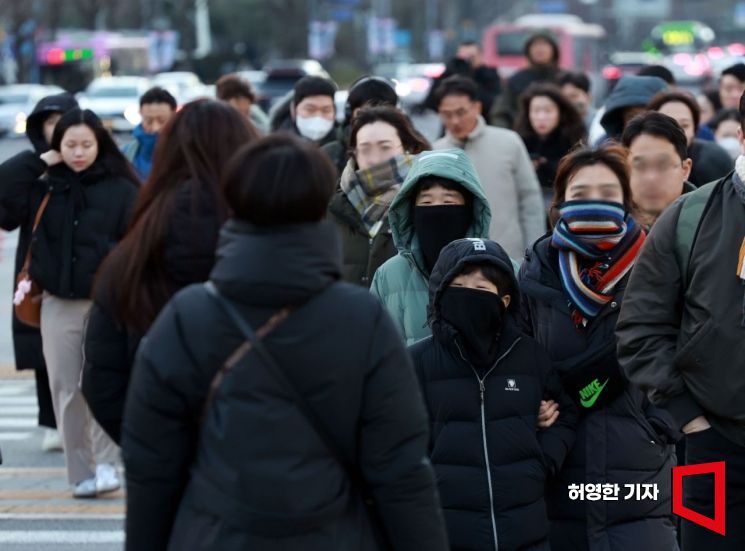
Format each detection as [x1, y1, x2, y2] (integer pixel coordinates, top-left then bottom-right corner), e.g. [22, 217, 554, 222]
[514, 83, 587, 206]
[82, 99, 258, 445]
[519, 144, 678, 550]
[1, 108, 139, 497]
[329, 106, 430, 287]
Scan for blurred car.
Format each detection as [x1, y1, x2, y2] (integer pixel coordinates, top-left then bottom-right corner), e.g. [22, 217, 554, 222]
[235, 69, 267, 91]
[151, 71, 203, 105]
[256, 59, 330, 111]
[706, 43, 745, 77]
[374, 63, 445, 110]
[0, 84, 66, 137]
[600, 52, 661, 95]
[662, 52, 712, 87]
[78, 76, 151, 132]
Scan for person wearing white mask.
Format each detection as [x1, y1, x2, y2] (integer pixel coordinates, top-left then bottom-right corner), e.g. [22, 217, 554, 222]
[711, 108, 742, 161]
[288, 76, 339, 147]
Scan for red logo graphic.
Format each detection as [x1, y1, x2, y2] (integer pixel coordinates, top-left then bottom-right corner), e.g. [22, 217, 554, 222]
[672, 461, 726, 536]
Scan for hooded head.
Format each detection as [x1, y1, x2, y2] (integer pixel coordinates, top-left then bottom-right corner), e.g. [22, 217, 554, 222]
[428, 238, 520, 364]
[25, 92, 78, 154]
[600, 75, 668, 139]
[525, 31, 560, 67]
[387, 149, 491, 275]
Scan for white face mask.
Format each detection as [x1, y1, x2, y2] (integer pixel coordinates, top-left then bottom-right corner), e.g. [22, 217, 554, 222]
[296, 116, 334, 141]
[717, 137, 741, 161]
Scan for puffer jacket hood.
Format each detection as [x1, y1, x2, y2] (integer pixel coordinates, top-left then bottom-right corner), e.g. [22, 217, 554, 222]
[427, 238, 519, 337]
[25, 92, 78, 153]
[388, 149, 491, 274]
[600, 76, 668, 138]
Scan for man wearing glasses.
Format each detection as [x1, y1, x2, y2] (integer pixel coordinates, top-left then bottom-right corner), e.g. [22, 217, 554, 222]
[433, 75, 545, 260]
[622, 111, 696, 230]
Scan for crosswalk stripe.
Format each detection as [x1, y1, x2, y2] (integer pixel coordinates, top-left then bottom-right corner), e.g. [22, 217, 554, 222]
[0, 531, 125, 544]
[0, 431, 33, 441]
[0, 418, 36, 428]
[0, 513, 124, 520]
[0, 386, 34, 396]
[0, 406, 39, 415]
[0, 504, 125, 514]
[0, 467, 68, 476]
[0, 397, 38, 405]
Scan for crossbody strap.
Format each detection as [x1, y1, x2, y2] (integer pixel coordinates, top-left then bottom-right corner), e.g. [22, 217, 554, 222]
[202, 281, 370, 497]
[19, 193, 51, 274]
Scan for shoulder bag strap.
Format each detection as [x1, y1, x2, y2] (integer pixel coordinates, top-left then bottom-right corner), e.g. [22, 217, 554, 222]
[202, 281, 370, 494]
[19, 193, 51, 274]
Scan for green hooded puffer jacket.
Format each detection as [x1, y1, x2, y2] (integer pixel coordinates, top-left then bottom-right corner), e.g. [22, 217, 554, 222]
[370, 149, 492, 345]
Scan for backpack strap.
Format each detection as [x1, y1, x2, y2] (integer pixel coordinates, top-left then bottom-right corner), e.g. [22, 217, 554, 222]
[674, 179, 720, 289]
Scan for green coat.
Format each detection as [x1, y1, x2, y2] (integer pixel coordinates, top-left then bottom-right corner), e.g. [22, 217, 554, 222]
[370, 149, 492, 345]
[329, 189, 397, 288]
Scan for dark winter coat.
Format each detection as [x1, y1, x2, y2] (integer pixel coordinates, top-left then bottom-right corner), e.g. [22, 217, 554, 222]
[411, 238, 577, 551]
[0, 153, 138, 299]
[82, 181, 223, 443]
[521, 131, 575, 192]
[688, 138, 733, 187]
[121, 219, 449, 551]
[0, 93, 77, 371]
[328, 188, 397, 288]
[519, 235, 679, 551]
[599, 76, 668, 140]
[617, 172, 745, 448]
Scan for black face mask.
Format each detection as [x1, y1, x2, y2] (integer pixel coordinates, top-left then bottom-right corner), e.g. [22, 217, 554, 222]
[414, 205, 472, 272]
[439, 286, 507, 368]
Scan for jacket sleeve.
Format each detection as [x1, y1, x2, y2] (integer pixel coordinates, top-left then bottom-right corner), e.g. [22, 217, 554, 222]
[488, 87, 515, 129]
[616, 199, 704, 430]
[511, 135, 547, 253]
[370, 264, 407, 339]
[116, 181, 139, 240]
[121, 295, 205, 551]
[359, 305, 449, 551]
[82, 301, 132, 444]
[517, 257, 536, 337]
[537, 346, 577, 477]
[0, 151, 47, 231]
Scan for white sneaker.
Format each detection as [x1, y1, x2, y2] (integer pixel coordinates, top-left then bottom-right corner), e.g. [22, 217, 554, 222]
[95, 463, 121, 494]
[41, 429, 62, 452]
[73, 477, 97, 498]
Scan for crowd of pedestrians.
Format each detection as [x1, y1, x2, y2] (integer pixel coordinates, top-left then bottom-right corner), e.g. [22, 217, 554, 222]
[1, 33, 744, 550]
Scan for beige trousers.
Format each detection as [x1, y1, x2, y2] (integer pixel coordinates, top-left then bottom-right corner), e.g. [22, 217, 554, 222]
[40, 293, 119, 484]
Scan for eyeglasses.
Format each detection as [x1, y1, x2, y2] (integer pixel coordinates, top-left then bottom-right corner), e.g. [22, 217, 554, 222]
[355, 143, 403, 159]
[631, 160, 683, 175]
[439, 107, 472, 121]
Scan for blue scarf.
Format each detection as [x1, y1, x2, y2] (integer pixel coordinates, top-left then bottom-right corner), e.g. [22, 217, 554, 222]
[551, 200, 646, 326]
[132, 124, 158, 180]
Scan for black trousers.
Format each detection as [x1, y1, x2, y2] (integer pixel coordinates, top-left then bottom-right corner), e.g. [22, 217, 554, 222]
[35, 368, 56, 429]
[682, 427, 745, 550]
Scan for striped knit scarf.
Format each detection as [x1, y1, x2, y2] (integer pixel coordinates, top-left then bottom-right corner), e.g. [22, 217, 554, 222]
[340, 154, 413, 238]
[551, 200, 646, 327]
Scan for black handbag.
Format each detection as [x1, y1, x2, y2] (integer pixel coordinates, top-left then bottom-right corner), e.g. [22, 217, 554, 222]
[202, 281, 392, 548]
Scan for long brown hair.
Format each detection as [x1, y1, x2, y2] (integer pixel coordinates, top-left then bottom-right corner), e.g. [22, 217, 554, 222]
[98, 99, 258, 331]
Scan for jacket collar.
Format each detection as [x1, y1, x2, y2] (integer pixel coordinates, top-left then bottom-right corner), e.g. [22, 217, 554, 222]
[210, 218, 341, 307]
[446, 115, 487, 146]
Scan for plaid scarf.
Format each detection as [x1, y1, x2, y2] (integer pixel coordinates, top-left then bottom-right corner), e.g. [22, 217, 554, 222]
[340, 154, 413, 238]
[551, 200, 646, 327]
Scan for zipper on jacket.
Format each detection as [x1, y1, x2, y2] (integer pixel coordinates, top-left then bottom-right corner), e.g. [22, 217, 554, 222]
[455, 337, 521, 551]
